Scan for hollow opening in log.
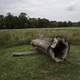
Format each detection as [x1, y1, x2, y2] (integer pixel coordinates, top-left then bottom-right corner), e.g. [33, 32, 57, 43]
[51, 40, 67, 59]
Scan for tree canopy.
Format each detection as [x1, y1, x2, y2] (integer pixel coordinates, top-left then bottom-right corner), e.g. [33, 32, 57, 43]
[0, 12, 80, 29]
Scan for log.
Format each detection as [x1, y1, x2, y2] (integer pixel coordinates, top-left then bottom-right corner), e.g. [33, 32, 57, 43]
[13, 51, 37, 57]
[12, 36, 70, 63]
[31, 36, 70, 62]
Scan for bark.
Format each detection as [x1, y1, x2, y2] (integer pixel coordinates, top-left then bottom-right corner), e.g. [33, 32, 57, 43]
[31, 36, 70, 62]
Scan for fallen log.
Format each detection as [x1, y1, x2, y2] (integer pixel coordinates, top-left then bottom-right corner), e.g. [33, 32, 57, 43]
[13, 51, 37, 57]
[13, 36, 70, 63]
[31, 36, 70, 62]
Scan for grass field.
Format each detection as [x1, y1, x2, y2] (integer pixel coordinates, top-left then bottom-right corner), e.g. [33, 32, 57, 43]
[0, 45, 80, 80]
[0, 27, 80, 80]
[0, 27, 80, 47]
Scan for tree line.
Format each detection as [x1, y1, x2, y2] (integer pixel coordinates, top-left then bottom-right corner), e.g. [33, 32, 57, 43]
[0, 12, 80, 29]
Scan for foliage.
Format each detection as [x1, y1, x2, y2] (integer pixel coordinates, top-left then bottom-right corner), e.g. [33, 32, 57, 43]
[0, 12, 80, 29]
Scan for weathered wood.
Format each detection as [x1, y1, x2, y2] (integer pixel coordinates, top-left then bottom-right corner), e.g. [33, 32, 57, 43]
[31, 36, 70, 62]
[13, 51, 37, 57]
[13, 36, 70, 63]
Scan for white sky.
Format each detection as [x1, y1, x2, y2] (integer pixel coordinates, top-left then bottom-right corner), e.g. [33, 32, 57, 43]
[0, 0, 80, 21]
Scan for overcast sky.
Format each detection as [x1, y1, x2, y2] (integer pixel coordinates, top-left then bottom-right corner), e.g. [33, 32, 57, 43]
[0, 0, 80, 21]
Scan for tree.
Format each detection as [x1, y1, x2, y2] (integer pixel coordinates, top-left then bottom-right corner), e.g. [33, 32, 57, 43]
[28, 18, 38, 28]
[0, 15, 4, 29]
[0, 12, 79, 29]
[50, 21, 57, 27]
[67, 21, 72, 27]
[19, 12, 27, 18]
[4, 12, 15, 29]
[37, 18, 50, 28]
[18, 12, 29, 28]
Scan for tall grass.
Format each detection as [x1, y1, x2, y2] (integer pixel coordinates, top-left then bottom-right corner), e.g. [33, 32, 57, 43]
[0, 28, 80, 47]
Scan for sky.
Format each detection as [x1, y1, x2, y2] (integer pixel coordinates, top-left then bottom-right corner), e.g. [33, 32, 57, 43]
[0, 0, 80, 21]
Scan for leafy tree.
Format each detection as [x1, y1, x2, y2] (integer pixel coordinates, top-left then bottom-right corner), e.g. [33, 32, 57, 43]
[4, 12, 15, 29]
[67, 21, 72, 26]
[0, 15, 5, 29]
[37, 18, 50, 28]
[0, 12, 80, 29]
[50, 21, 57, 27]
[19, 12, 27, 18]
[18, 12, 29, 28]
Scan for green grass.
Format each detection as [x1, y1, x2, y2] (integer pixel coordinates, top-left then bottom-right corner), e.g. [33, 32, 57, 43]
[0, 27, 80, 47]
[0, 27, 80, 80]
[0, 44, 80, 80]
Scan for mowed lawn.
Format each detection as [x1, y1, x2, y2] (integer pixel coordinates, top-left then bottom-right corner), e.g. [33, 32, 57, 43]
[0, 44, 80, 80]
[0, 27, 80, 80]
